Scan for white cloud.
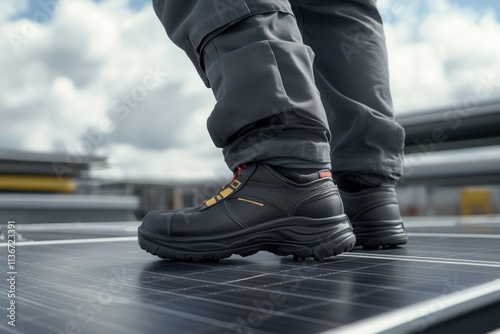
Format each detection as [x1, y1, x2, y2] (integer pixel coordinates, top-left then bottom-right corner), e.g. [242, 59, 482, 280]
[0, 1, 29, 23]
[1, 0, 220, 179]
[1, 0, 499, 180]
[383, 0, 500, 112]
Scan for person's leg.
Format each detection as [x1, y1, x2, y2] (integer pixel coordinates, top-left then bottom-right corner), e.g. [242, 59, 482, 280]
[138, 0, 356, 260]
[290, 0, 407, 248]
[153, 0, 331, 170]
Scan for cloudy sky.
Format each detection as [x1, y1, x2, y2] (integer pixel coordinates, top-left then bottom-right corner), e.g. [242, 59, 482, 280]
[2, 0, 500, 180]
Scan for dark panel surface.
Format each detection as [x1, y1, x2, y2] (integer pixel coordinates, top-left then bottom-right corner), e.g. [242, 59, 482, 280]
[1, 220, 500, 334]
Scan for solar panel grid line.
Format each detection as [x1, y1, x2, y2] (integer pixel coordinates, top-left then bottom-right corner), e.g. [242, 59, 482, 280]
[13, 221, 141, 231]
[409, 232, 500, 238]
[0, 236, 139, 247]
[198, 258, 368, 279]
[226, 271, 427, 295]
[136, 266, 397, 311]
[16, 310, 151, 334]
[11, 274, 255, 333]
[228, 267, 434, 293]
[15, 265, 130, 289]
[340, 253, 500, 268]
[94, 283, 342, 332]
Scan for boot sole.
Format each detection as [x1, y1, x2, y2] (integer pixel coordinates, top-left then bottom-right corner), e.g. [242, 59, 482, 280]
[353, 219, 408, 249]
[138, 214, 356, 261]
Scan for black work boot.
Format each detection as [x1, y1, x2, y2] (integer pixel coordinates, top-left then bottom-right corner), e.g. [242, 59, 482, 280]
[138, 163, 356, 261]
[338, 185, 408, 249]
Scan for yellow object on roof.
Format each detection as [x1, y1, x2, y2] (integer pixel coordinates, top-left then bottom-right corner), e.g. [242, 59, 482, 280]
[0, 175, 76, 193]
[460, 188, 493, 216]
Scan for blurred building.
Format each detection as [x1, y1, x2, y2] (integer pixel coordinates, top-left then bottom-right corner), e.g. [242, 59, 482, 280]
[0, 149, 138, 223]
[100, 179, 212, 219]
[396, 99, 500, 216]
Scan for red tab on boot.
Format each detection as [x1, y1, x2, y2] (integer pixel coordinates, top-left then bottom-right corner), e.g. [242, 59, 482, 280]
[319, 171, 332, 178]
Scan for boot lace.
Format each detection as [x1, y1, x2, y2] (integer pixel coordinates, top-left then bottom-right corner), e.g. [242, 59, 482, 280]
[223, 164, 247, 190]
[202, 164, 247, 204]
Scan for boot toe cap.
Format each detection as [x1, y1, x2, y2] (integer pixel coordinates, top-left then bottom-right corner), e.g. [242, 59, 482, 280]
[141, 210, 174, 235]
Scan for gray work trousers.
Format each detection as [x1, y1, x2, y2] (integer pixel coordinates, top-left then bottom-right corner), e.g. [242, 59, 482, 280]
[152, 0, 405, 183]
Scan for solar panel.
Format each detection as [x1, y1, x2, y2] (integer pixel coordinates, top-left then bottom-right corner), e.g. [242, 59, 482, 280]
[1, 220, 499, 334]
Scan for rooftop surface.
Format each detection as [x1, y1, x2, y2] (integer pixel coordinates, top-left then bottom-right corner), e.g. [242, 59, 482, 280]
[1, 217, 499, 333]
